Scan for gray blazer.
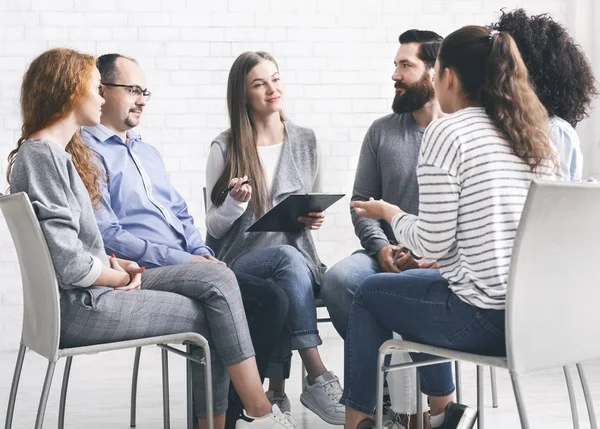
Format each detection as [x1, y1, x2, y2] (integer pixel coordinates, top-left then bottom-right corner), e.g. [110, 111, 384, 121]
[206, 121, 326, 284]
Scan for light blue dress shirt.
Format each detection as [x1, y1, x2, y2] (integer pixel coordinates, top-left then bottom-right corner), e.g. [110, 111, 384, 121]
[82, 124, 213, 268]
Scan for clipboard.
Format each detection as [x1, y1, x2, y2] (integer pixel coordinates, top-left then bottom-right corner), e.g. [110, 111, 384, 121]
[246, 193, 345, 232]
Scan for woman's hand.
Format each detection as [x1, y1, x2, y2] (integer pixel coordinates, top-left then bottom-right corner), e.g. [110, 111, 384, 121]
[350, 198, 403, 223]
[228, 176, 252, 203]
[110, 256, 145, 290]
[298, 212, 326, 230]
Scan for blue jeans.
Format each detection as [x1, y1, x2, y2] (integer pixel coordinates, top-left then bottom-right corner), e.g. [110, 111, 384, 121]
[231, 244, 321, 379]
[320, 250, 379, 339]
[340, 269, 506, 416]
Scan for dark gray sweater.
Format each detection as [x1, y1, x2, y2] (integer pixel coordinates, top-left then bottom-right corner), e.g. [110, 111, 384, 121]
[10, 139, 108, 289]
[351, 113, 423, 255]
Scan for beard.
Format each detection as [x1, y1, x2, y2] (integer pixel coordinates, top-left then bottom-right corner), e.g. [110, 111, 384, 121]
[392, 71, 435, 114]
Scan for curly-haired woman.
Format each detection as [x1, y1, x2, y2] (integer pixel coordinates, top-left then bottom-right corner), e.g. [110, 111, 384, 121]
[492, 8, 598, 180]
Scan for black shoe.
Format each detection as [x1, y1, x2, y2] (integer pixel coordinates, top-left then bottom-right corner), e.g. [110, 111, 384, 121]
[357, 418, 376, 429]
[436, 402, 477, 429]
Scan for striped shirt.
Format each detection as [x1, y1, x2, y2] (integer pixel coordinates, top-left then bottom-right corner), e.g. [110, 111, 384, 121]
[392, 107, 555, 310]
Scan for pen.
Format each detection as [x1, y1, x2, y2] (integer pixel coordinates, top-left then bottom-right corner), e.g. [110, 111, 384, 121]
[222, 179, 251, 194]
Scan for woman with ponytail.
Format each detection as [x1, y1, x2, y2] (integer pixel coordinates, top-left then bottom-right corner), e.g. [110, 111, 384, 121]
[340, 26, 557, 429]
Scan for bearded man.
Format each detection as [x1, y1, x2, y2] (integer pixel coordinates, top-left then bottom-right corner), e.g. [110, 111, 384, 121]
[320, 29, 445, 429]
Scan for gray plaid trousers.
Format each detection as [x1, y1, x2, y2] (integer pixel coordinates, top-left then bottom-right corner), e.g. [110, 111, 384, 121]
[59, 262, 255, 417]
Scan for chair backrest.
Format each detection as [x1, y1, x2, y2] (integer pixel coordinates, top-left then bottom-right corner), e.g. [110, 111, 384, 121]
[506, 180, 600, 374]
[0, 192, 61, 361]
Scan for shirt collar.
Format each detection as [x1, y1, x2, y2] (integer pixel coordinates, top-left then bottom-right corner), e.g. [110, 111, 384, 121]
[83, 124, 142, 145]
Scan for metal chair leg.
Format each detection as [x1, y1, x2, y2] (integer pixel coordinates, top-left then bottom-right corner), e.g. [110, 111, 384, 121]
[490, 367, 499, 408]
[510, 373, 530, 429]
[35, 361, 57, 429]
[201, 343, 214, 429]
[130, 347, 142, 427]
[375, 352, 385, 429]
[455, 361, 462, 403]
[301, 361, 307, 389]
[161, 349, 171, 429]
[58, 356, 73, 429]
[477, 365, 484, 429]
[564, 366, 580, 429]
[5, 344, 26, 429]
[186, 344, 194, 429]
[576, 363, 598, 429]
[416, 371, 424, 429]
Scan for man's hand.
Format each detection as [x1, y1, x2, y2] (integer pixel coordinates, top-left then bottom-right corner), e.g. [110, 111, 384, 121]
[417, 259, 438, 269]
[393, 250, 421, 272]
[375, 245, 401, 273]
[191, 254, 227, 266]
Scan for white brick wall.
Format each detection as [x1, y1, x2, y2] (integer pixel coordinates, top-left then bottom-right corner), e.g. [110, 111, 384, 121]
[0, 0, 593, 350]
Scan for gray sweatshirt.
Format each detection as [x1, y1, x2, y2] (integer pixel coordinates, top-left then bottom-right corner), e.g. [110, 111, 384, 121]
[9, 139, 108, 289]
[351, 113, 423, 256]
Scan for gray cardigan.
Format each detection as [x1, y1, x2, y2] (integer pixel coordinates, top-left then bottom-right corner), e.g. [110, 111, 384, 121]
[9, 139, 108, 290]
[206, 121, 326, 284]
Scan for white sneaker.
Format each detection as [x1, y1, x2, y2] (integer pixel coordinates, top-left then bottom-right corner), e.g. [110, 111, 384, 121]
[266, 390, 291, 413]
[235, 404, 297, 429]
[300, 370, 345, 425]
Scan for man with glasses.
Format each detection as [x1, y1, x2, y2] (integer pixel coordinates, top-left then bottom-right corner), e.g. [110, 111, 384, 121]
[82, 54, 291, 429]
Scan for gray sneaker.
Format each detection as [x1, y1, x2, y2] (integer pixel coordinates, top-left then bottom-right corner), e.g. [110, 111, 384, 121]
[300, 370, 345, 425]
[266, 390, 291, 414]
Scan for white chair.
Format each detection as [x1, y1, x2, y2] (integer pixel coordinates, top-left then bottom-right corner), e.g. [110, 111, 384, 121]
[375, 180, 600, 429]
[1, 192, 214, 429]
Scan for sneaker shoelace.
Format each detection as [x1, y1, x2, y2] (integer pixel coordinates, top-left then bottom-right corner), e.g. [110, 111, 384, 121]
[321, 377, 344, 403]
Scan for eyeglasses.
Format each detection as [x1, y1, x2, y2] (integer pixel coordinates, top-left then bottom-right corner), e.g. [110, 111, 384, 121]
[101, 83, 152, 101]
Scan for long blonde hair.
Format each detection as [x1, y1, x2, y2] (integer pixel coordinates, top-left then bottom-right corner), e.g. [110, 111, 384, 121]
[211, 51, 285, 218]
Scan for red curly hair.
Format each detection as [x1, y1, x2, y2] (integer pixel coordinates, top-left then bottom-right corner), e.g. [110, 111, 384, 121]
[7, 48, 104, 207]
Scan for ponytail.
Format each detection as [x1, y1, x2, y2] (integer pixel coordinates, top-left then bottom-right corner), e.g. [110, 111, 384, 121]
[482, 31, 555, 172]
[438, 26, 557, 173]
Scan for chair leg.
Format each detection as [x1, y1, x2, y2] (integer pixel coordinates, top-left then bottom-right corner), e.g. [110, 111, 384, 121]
[58, 356, 73, 429]
[186, 344, 195, 429]
[301, 360, 307, 389]
[510, 373, 530, 429]
[130, 347, 142, 428]
[576, 363, 598, 429]
[564, 366, 581, 429]
[161, 349, 171, 429]
[35, 361, 57, 429]
[490, 367, 499, 408]
[201, 343, 214, 429]
[455, 361, 462, 404]
[416, 371, 424, 429]
[375, 352, 385, 429]
[477, 365, 484, 429]
[5, 344, 26, 429]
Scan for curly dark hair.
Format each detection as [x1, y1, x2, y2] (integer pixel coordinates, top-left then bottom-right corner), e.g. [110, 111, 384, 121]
[491, 8, 597, 127]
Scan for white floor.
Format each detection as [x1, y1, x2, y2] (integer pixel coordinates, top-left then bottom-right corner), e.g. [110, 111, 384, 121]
[1, 336, 599, 429]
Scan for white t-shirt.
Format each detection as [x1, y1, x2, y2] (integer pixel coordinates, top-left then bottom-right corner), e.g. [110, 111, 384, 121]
[205, 141, 323, 240]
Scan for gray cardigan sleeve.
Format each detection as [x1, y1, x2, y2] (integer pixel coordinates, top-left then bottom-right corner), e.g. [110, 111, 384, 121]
[10, 143, 102, 287]
[350, 126, 391, 256]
